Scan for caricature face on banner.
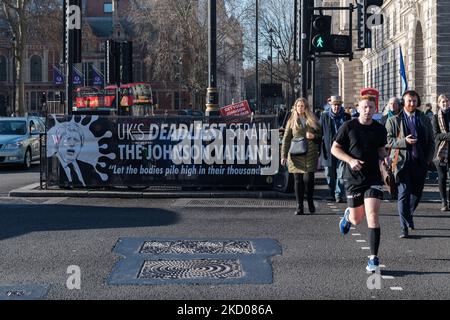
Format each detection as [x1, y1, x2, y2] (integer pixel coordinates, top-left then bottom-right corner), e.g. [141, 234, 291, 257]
[46, 115, 279, 188]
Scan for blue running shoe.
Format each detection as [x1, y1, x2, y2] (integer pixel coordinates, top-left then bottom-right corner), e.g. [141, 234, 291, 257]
[339, 207, 352, 235]
[366, 257, 380, 273]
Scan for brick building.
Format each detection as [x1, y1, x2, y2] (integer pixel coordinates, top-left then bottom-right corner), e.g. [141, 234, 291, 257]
[0, 0, 245, 116]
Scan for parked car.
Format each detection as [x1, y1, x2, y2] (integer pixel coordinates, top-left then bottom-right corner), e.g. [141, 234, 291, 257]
[0, 117, 45, 169]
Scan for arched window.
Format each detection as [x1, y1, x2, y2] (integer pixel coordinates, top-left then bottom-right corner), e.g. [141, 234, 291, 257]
[0, 55, 7, 82]
[30, 55, 42, 82]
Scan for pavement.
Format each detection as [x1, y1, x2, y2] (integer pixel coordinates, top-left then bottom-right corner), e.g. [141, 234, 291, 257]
[9, 170, 442, 203]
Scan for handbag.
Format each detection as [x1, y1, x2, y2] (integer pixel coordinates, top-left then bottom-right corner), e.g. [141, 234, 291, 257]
[289, 137, 308, 156]
[380, 161, 397, 197]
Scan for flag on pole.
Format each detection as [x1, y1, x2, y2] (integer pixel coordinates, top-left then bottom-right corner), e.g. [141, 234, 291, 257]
[73, 66, 84, 86]
[400, 46, 408, 95]
[92, 65, 104, 87]
[53, 66, 64, 85]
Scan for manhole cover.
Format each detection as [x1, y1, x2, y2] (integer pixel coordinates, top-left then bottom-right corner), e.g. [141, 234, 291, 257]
[174, 199, 297, 208]
[108, 237, 282, 285]
[138, 259, 243, 280]
[140, 240, 254, 254]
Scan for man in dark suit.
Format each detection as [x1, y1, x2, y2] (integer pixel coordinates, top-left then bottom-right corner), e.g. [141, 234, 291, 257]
[386, 90, 435, 238]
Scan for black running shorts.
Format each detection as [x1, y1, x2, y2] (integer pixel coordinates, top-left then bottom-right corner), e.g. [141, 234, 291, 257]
[346, 184, 384, 208]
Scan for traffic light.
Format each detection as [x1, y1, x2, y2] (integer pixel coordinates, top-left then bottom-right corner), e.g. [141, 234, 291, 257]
[310, 15, 332, 53]
[329, 35, 351, 54]
[357, 0, 384, 49]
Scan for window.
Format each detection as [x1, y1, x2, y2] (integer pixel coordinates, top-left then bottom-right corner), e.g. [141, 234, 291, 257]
[30, 55, 42, 82]
[104, 2, 113, 13]
[0, 55, 6, 81]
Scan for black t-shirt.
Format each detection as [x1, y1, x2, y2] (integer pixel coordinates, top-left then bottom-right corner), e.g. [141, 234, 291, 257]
[334, 119, 387, 186]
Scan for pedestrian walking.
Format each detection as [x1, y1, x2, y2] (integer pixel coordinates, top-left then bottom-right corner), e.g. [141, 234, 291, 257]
[331, 95, 389, 272]
[424, 103, 434, 121]
[282, 98, 322, 215]
[380, 97, 401, 126]
[432, 94, 450, 211]
[386, 90, 435, 238]
[320, 95, 350, 203]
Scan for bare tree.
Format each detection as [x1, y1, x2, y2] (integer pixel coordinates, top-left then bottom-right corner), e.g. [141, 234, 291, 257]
[259, 0, 299, 107]
[128, 0, 246, 107]
[1, 0, 61, 115]
[234, 0, 299, 108]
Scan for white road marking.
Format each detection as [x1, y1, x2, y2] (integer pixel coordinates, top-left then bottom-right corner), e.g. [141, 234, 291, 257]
[356, 240, 367, 243]
[390, 287, 403, 291]
[43, 198, 68, 205]
[361, 247, 370, 250]
[352, 233, 362, 236]
[382, 276, 395, 280]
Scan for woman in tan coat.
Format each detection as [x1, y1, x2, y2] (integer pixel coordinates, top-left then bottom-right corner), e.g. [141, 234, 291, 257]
[282, 98, 322, 215]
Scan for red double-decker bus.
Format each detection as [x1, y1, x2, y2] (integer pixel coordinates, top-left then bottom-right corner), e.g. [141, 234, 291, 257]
[104, 83, 154, 116]
[74, 86, 103, 110]
[73, 83, 154, 116]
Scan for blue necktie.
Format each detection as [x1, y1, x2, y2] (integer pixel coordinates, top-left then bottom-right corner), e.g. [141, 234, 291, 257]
[408, 115, 418, 159]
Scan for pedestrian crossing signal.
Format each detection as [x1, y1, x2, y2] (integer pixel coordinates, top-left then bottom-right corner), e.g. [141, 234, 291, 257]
[315, 36, 325, 48]
[310, 15, 332, 53]
[312, 35, 331, 52]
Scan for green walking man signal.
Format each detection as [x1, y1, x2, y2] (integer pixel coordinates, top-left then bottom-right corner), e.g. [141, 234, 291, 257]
[310, 15, 332, 53]
[310, 15, 351, 54]
[315, 36, 324, 48]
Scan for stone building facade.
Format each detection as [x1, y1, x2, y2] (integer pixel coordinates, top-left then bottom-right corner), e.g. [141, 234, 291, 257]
[337, 0, 448, 111]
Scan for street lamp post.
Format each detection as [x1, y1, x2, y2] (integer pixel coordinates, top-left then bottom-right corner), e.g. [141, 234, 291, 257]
[256, 0, 259, 114]
[205, 0, 219, 116]
[277, 48, 280, 73]
[269, 28, 273, 84]
[177, 56, 182, 110]
[11, 35, 16, 116]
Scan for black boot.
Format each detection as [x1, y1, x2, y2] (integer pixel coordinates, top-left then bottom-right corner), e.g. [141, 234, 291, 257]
[447, 200, 450, 212]
[295, 204, 304, 215]
[308, 199, 316, 214]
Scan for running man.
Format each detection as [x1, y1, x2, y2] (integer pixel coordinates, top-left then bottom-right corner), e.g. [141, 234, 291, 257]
[331, 95, 390, 272]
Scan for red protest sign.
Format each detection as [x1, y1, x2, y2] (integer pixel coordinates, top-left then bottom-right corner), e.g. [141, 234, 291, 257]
[220, 100, 252, 117]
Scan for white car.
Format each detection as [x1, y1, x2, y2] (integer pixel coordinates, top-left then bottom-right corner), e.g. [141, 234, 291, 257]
[0, 117, 45, 169]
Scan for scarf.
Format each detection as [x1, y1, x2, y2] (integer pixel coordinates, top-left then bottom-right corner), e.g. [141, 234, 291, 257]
[437, 109, 449, 163]
[329, 107, 346, 134]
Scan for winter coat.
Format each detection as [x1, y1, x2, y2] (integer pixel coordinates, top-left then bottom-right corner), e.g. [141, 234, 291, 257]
[319, 109, 351, 167]
[386, 110, 435, 182]
[431, 111, 450, 166]
[282, 118, 322, 174]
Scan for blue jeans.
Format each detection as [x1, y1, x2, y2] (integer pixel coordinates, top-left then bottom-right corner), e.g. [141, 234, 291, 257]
[325, 160, 345, 200]
[397, 159, 426, 231]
